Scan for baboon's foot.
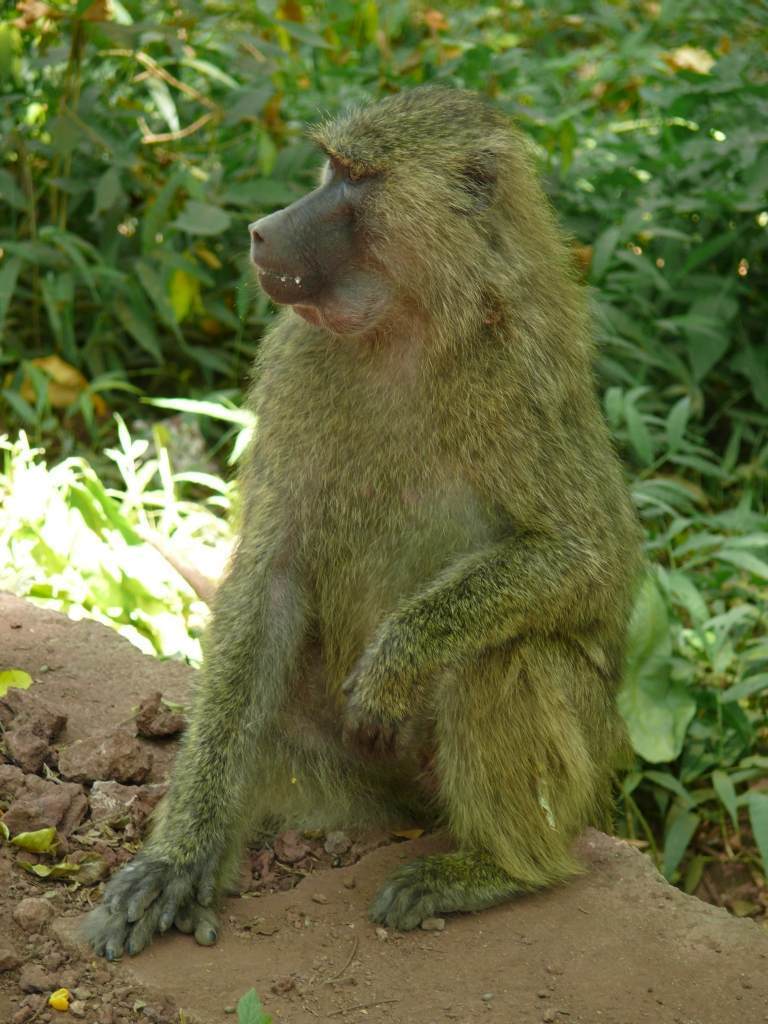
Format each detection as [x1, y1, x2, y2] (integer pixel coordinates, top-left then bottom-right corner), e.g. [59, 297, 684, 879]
[84, 851, 221, 959]
[370, 852, 518, 930]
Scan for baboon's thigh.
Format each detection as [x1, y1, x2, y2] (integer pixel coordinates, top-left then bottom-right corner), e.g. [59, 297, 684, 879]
[432, 636, 621, 880]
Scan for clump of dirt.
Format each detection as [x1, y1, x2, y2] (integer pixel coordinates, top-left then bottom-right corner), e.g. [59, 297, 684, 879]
[2, 592, 768, 1024]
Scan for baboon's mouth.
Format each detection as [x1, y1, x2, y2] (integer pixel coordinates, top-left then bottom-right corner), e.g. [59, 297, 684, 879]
[255, 264, 319, 307]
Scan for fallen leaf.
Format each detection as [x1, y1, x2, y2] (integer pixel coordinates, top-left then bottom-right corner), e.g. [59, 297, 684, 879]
[0, 668, 32, 697]
[390, 828, 424, 841]
[11, 826, 57, 852]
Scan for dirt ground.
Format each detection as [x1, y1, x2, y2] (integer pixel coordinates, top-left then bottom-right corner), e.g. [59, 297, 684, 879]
[2, 591, 768, 1024]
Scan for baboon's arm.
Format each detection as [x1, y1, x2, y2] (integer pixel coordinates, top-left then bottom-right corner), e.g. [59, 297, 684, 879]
[344, 531, 601, 723]
[85, 536, 307, 958]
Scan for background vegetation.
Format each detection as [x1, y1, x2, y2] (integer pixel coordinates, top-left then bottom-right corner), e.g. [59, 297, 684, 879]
[1, 0, 767, 914]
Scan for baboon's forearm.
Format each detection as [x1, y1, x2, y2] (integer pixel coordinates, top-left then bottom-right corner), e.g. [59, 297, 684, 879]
[150, 562, 306, 862]
[361, 533, 602, 716]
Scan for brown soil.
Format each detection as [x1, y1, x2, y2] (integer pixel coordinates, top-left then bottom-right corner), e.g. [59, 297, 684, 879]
[2, 591, 768, 1024]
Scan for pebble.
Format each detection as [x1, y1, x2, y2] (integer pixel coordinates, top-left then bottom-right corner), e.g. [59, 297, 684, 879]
[13, 898, 55, 933]
[311, 893, 329, 904]
[224, 1007, 235, 1015]
[420, 916, 445, 932]
[542, 1011, 557, 1023]
[375, 927, 388, 942]
[69, 1000, 87, 1018]
[482, 993, 494, 1002]
[342, 877, 356, 889]
[19, 963, 55, 993]
[324, 830, 352, 856]
[0, 946, 21, 972]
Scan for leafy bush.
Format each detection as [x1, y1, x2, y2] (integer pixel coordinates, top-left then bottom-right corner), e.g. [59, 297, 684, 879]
[2, 1, 767, 896]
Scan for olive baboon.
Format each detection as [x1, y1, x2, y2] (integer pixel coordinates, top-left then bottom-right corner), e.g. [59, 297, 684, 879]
[86, 86, 642, 958]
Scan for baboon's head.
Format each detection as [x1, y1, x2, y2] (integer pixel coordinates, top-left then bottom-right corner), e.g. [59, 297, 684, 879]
[250, 86, 549, 338]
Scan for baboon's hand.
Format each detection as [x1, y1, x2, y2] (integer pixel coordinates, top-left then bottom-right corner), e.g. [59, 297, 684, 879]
[84, 851, 220, 959]
[341, 655, 404, 757]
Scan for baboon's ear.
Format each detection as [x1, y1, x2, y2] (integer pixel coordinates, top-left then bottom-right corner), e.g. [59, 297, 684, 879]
[458, 152, 498, 211]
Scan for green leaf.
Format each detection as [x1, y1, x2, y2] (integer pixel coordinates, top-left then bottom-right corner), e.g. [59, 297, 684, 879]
[11, 827, 57, 853]
[748, 792, 768, 876]
[113, 297, 163, 362]
[173, 201, 231, 236]
[720, 674, 768, 704]
[94, 166, 123, 217]
[145, 396, 255, 426]
[590, 225, 621, 282]
[665, 396, 690, 452]
[0, 169, 26, 211]
[619, 577, 696, 763]
[662, 810, 699, 880]
[0, 821, 9, 841]
[680, 230, 738, 275]
[717, 549, 768, 581]
[624, 401, 654, 465]
[0, 669, 32, 696]
[0, 255, 22, 340]
[711, 770, 738, 830]
[237, 988, 272, 1024]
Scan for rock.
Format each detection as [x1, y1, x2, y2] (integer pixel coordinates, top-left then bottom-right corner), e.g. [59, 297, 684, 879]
[58, 731, 152, 785]
[324, 830, 352, 856]
[375, 926, 388, 941]
[273, 829, 309, 864]
[69, 1000, 87, 1018]
[13, 897, 55, 932]
[0, 763, 26, 797]
[252, 848, 275, 881]
[420, 916, 446, 932]
[1, 774, 87, 837]
[0, 689, 67, 741]
[134, 692, 186, 738]
[0, 946, 21, 972]
[19, 962, 55, 993]
[311, 893, 329, 904]
[5, 729, 50, 773]
[88, 780, 166, 824]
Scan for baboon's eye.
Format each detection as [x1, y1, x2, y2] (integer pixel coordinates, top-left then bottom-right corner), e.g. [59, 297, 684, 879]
[458, 153, 497, 210]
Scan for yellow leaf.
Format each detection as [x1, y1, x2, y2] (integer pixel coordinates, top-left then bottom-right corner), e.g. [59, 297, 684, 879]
[14, 355, 108, 415]
[195, 245, 222, 270]
[0, 822, 9, 841]
[390, 828, 424, 840]
[11, 827, 57, 852]
[0, 668, 32, 697]
[169, 269, 201, 322]
[664, 46, 715, 75]
[49, 988, 70, 1012]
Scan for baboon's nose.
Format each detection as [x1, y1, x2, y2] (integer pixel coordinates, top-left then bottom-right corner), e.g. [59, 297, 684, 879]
[248, 221, 265, 244]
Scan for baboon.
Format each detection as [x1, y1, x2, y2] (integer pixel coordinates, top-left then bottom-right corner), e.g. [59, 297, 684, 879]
[86, 86, 643, 958]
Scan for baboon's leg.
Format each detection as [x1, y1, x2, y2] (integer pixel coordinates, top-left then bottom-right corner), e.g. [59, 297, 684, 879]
[371, 637, 620, 929]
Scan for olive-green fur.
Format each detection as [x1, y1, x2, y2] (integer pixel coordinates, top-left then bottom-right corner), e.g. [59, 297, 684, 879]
[89, 86, 642, 949]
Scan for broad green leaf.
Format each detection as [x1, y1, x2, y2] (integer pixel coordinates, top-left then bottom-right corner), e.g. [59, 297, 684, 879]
[0, 669, 32, 696]
[11, 827, 57, 853]
[662, 810, 699, 879]
[94, 166, 122, 217]
[643, 770, 694, 807]
[619, 577, 696, 763]
[113, 297, 163, 361]
[146, 76, 180, 133]
[173, 201, 231, 236]
[748, 792, 768, 875]
[711, 770, 738, 829]
[237, 988, 272, 1024]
